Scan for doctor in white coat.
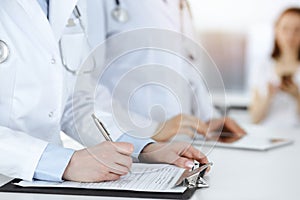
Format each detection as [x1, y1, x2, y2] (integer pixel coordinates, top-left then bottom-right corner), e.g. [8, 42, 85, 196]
[0, 0, 209, 183]
[89, 0, 246, 142]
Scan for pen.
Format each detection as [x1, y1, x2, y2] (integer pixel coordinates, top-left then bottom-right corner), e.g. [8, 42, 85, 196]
[91, 114, 113, 141]
[92, 114, 133, 174]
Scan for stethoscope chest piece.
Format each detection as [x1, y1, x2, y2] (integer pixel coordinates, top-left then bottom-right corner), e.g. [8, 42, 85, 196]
[0, 40, 9, 64]
[111, 6, 129, 23]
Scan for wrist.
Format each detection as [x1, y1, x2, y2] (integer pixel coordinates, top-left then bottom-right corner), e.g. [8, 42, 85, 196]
[62, 150, 78, 181]
[141, 142, 156, 153]
[117, 133, 155, 162]
[139, 142, 160, 162]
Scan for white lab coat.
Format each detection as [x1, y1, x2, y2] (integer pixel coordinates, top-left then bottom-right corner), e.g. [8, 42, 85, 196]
[0, 0, 123, 181]
[89, 0, 216, 126]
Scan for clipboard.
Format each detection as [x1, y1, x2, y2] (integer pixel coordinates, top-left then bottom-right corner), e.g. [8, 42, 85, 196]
[0, 163, 212, 199]
[0, 179, 196, 199]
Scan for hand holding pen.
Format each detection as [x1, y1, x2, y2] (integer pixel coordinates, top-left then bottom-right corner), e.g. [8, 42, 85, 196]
[91, 114, 212, 175]
[61, 115, 134, 182]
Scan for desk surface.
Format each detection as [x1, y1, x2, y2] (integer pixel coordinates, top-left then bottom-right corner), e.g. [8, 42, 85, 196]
[1, 113, 299, 200]
[191, 125, 299, 200]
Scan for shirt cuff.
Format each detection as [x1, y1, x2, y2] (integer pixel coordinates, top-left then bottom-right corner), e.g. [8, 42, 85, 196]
[33, 144, 75, 182]
[117, 133, 156, 162]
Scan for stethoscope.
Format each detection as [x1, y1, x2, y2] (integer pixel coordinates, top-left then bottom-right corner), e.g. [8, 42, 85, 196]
[0, 40, 9, 64]
[110, 0, 192, 26]
[179, 0, 195, 61]
[111, 0, 129, 23]
[0, 5, 95, 74]
[59, 5, 95, 75]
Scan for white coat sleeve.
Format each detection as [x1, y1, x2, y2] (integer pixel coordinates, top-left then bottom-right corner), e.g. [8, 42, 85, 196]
[60, 77, 159, 147]
[0, 126, 48, 181]
[59, 69, 130, 147]
[59, 80, 109, 147]
[182, 61, 221, 122]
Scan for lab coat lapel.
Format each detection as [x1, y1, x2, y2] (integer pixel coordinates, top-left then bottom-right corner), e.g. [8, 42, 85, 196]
[14, 0, 57, 52]
[49, 0, 79, 42]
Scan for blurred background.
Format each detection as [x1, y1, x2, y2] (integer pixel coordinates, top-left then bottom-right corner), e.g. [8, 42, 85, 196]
[189, 0, 300, 107]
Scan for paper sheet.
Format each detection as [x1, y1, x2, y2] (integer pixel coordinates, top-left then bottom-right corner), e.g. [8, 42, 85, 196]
[16, 164, 187, 193]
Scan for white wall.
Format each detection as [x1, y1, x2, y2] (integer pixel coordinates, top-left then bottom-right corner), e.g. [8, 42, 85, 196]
[189, 0, 300, 32]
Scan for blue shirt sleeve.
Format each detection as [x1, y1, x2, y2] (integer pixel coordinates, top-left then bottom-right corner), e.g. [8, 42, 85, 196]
[33, 144, 74, 182]
[117, 133, 156, 162]
[34, 135, 154, 182]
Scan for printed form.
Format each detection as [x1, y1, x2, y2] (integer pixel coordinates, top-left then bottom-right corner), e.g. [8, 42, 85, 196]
[16, 164, 187, 193]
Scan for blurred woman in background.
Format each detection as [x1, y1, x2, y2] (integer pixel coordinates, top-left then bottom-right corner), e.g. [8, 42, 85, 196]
[250, 7, 300, 128]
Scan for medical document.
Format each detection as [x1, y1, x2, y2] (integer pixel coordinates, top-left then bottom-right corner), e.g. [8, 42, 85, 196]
[16, 164, 187, 193]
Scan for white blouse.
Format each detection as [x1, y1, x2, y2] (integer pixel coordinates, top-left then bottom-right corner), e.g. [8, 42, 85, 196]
[252, 59, 300, 128]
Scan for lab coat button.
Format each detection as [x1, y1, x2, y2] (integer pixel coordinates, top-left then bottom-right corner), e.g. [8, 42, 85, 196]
[48, 111, 54, 118]
[51, 58, 56, 64]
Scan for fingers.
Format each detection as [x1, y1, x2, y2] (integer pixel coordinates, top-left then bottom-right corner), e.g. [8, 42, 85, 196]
[94, 142, 133, 175]
[115, 153, 133, 167]
[267, 83, 278, 97]
[180, 144, 209, 164]
[218, 136, 242, 143]
[207, 118, 224, 132]
[281, 79, 296, 90]
[107, 163, 131, 175]
[170, 142, 209, 165]
[103, 173, 122, 181]
[283, 82, 298, 90]
[155, 114, 245, 143]
[223, 118, 246, 136]
[197, 117, 246, 140]
[90, 153, 131, 176]
[177, 127, 195, 138]
[103, 153, 132, 175]
[171, 144, 209, 170]
[173, 156, 194, 169]
[173, 156, 211, 174]
[63, 142, 134, 183]
[280, 84, 289, 91]
[155, 114, 209, 141]
[207, 118, 239, 135]
[114, 142, 134, 155]
[179, 114, 208, 135]
[185, 115, 208, 135]
[106, 142, 133, 174]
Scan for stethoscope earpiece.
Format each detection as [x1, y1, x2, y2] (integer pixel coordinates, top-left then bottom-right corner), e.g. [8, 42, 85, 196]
[0, 40, 9, 64]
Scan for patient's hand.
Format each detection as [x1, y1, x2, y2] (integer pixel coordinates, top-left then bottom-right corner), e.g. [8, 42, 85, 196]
[280, 78, 300, 99]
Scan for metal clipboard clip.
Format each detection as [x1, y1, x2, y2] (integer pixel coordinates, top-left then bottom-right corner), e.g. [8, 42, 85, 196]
[175, 162, 213, 188]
